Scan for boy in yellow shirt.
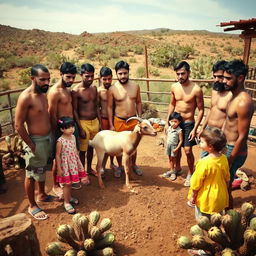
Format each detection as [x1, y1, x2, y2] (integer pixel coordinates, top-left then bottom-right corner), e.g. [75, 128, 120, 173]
[188, 127, 230, 220]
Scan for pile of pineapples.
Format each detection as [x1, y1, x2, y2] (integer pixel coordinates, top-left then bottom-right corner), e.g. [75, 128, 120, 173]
[45, 211, 115, 256]
[178, 202, 256, 256]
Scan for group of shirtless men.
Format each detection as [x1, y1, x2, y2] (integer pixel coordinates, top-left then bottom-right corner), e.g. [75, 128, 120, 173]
[14, 59, 254, 220]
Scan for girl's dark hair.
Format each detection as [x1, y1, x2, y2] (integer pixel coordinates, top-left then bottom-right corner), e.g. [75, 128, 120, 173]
[169, 112, 182, 122]
[200, 127, 226, 152]
[57, 116, 75, 130]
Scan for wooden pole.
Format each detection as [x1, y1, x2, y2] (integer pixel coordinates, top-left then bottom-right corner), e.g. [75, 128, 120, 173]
[144, 45, 151, 101]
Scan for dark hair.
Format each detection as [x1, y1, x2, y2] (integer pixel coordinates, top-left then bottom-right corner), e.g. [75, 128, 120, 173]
[60, 62, 77, 74]
[100, 66, 112, 77]
[80, 63, 95, 74]
[200, 127, 226, 152]
[224, 60, 248, 77]
[212, 60, 227, 72]
[169, 112, 182, 122]
[31, 64, 49, 76]
[174, 61, 190, 72]
[115, 60, 129, 72]
[57, 116, 75, 130]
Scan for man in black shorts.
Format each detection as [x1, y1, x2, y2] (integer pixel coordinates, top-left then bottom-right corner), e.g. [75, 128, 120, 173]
[165, 61, 204, 186]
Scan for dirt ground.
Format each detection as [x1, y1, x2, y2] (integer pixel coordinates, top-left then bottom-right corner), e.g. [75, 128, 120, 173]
[1, 134, 256, 256]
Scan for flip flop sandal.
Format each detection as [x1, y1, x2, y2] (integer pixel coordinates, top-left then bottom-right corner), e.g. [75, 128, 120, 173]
[64, 203, 76, 214]
[81, 178, 90, 185]
[133, 166, 143, 176]
[28, 207, 48, 220]
[37, 194, 58, 203]
[184, 175, 191, 187]
[70, 197, 79, 205]
[113, 167, 123, 178]
[162, 171, 172, 178]
[169, 172, 177, 181]
[72, 183, 82, 190]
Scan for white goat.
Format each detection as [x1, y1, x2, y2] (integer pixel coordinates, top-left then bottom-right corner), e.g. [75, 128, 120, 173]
[90, 117, 157, 188]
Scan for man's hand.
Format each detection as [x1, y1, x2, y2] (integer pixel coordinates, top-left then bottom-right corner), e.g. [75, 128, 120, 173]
[188, 129, 196, 141]
[79, 129, 86, 139]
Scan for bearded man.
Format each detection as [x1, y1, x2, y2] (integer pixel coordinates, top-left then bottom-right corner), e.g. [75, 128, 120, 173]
[47, 62, 78, 194]
[165, 61, 204, 186]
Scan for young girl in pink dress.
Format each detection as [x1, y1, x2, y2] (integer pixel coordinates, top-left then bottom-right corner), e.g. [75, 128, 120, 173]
[55, 116, 89, 214]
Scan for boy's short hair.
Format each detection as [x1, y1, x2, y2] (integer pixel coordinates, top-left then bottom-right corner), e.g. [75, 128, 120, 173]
[115, 60, 129, 72]
[200, 127, 226, 152]
[169, 112, 183, 122]
[224, 60, 248, 77]
[100, 66, 112, 77]
[212, 60, 227, 72]
[60, 62, 77, 74]
[174, 61, 190, 72]
[80, 63, 95, 74]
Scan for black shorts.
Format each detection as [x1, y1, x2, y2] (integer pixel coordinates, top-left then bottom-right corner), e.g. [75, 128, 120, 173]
[180, 121, 196, 147]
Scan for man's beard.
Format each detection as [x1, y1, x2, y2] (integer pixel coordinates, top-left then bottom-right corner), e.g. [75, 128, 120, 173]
[104, 83, 111, 89]
[118, 78, 129, 85]
[35, 84, 49, 93]
[62, 78, 72, 88]
[224, 81, 238, 91]
[213, 81, 225, 92]
[178, 76, 188, 84]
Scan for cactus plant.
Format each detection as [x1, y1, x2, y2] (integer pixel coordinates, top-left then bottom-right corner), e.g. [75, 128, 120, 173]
[89, 211, 101, 226]
[190, 225, 204, 236]
[45, 242, 65, 256]
[47, 211, 114, 255]
[211, 213, 222, 227]
[178, 202, 256, 256]
[197, 216, 212, 231]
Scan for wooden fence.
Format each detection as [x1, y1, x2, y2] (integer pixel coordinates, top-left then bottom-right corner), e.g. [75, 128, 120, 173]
[0, 78, 256, 139]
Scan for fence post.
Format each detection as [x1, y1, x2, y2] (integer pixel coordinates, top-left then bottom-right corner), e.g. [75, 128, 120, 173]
[7, 92, 14, 133]
[144, 45, 151, 101]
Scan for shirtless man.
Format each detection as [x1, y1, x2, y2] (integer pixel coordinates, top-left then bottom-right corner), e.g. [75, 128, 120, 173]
[165, 61, 204, 186]
[47, 62, 78, 195]
[198, 60, 232, 157]
[98, 66, 122, 173]
[223, 60, 254, 208]
[15, 64, 53, 220]
[72, 63, 100, 175]
[107, 60, 142, 177]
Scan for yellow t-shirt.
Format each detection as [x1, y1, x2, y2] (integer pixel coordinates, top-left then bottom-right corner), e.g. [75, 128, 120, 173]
[188, 154, 230, 214]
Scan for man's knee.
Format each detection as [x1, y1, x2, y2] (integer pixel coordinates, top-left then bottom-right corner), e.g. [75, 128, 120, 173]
[184, 147, 193, 156]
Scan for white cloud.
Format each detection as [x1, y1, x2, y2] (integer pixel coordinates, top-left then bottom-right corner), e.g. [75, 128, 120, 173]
[0, 1, 247, 34]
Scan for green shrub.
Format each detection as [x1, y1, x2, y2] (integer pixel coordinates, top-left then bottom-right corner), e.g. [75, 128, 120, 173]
[129, 57, 137, 63]
[0, 79, 10, 91]
[134, 45, 144, 55]
[150, 44, 195, 68]
[136, 66, 145, 78]
[18, 67, 31, 87]
[191, 57, 214, 89]
[149, 67, 160, 76]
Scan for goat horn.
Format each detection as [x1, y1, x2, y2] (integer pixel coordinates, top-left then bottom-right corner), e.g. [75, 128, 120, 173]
[126, 116, 143, 123]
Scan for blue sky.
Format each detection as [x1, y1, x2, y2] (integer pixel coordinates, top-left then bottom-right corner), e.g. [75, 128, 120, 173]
[0, 0, 255, 34]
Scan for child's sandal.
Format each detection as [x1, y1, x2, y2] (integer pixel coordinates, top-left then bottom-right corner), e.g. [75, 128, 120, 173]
[64, 203, 76, 214]
[70, 197, 79, 205]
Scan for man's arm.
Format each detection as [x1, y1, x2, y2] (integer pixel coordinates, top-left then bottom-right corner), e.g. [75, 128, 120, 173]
[15, 94, 35, 152]
[228, 98, 254, 165]
[192, 87, 204, 136]
[136, 85, 142, 117]
[165, 88, 176, 128]
[71, 89, 86, 138]
[107, 88, 114, 130]
[198, 90, 216, 137]
[94, 87, 101, 127]
[47, 90, 58, 131]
